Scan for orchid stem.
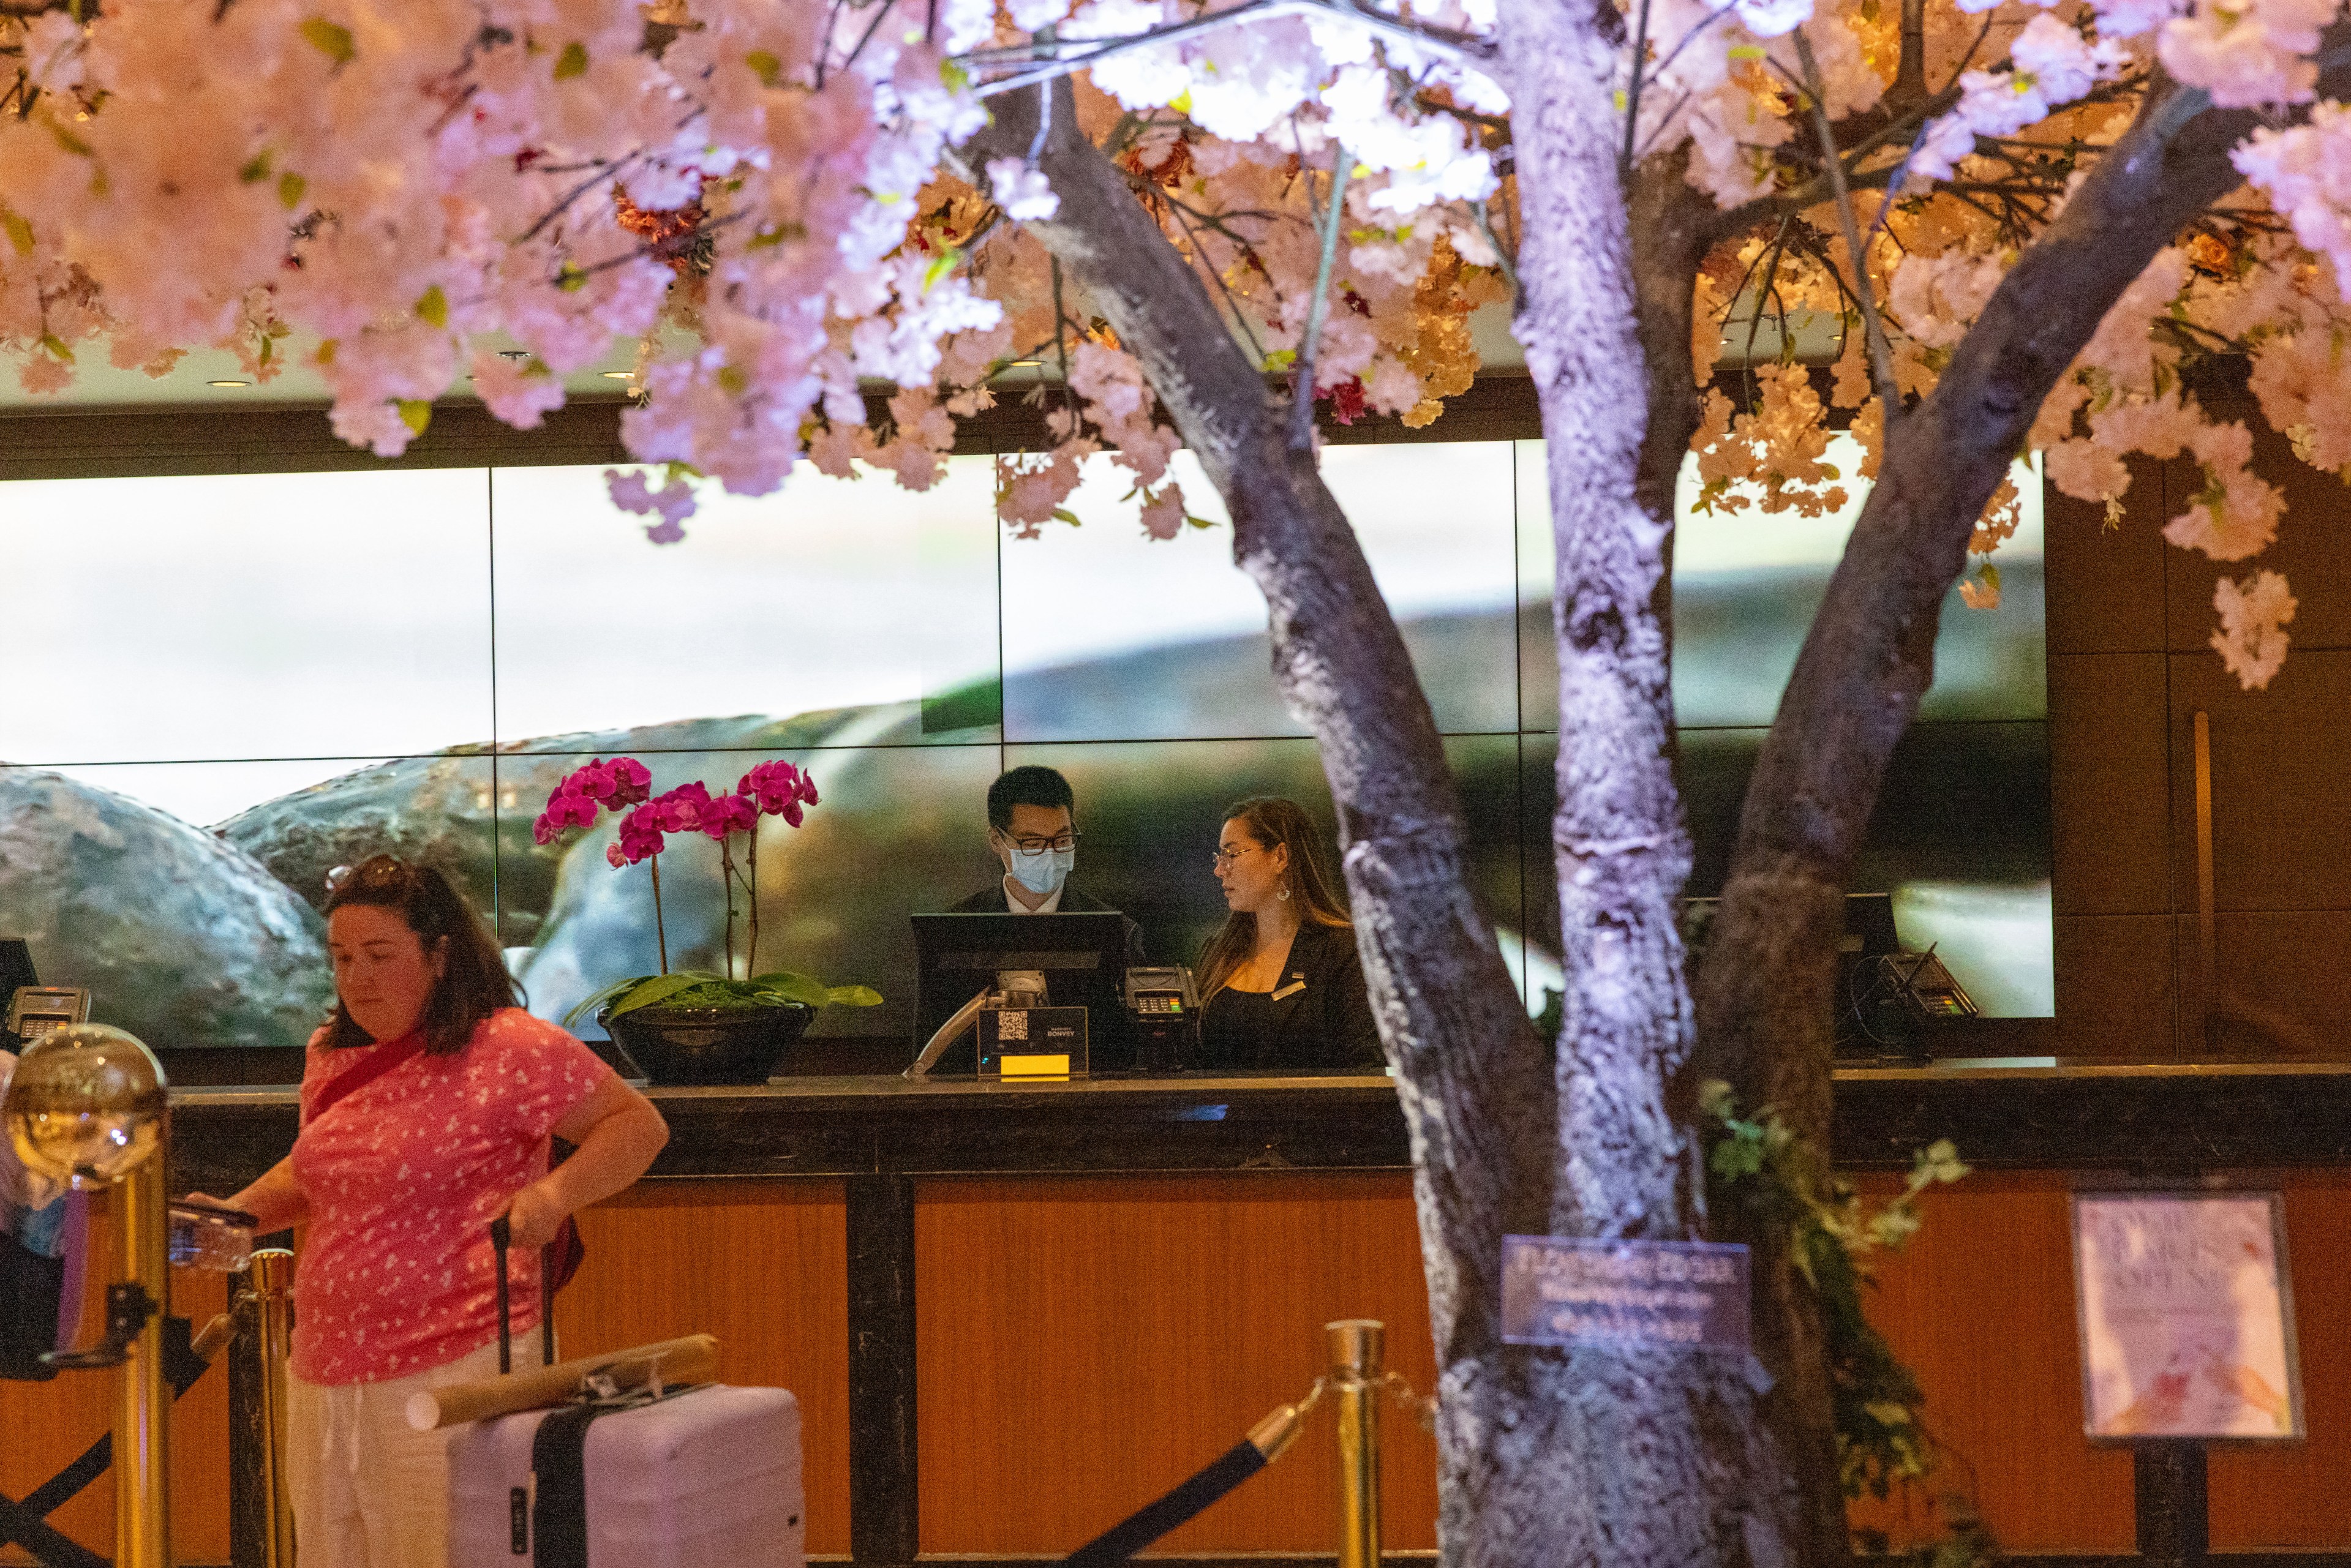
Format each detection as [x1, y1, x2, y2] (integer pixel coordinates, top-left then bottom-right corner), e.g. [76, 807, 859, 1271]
[650, 852, 670, 975]
[748, 829, 760, 978]
[721, 838, 737, 980]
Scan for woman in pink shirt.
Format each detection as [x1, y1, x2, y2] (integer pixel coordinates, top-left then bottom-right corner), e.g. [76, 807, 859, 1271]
[200, 855, 669, 1568]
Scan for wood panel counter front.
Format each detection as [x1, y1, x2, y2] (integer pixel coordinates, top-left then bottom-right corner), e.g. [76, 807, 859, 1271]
[7, 1067, 2347, 1567]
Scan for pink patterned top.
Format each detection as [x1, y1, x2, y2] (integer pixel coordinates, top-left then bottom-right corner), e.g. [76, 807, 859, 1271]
[288, 1008, 612, 1386]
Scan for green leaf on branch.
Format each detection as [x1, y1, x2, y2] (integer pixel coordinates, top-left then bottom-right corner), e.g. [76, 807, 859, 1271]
[923, 246, 963, 293]
[554, 42, 589, 79]
[397, 400, 432, 437]
[301, 17, 356, 66]
[1699, 1079, 1985, 1537]
[279, 173, 308, 210]
[745, 50, 783, 88]
[1, 211, 34, 258]
[415, 284, 448, 328]
[239, 151, 273, 184]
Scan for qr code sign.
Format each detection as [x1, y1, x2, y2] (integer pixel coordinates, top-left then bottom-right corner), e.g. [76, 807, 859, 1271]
[998, 1010, 1028, 1041]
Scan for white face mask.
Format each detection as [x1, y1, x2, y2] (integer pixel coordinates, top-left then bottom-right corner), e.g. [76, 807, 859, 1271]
[1007, 842, 1076, 896]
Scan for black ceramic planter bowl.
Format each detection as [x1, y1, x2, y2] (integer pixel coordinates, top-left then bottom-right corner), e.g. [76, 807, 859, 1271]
[598, 1000, 814, 1086]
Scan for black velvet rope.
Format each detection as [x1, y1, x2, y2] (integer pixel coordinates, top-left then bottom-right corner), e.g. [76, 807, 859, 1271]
[1063, 1436, 1270, 1568]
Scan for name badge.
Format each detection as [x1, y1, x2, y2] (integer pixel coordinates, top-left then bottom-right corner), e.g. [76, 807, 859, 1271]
[1271, 978, 1306, 1001]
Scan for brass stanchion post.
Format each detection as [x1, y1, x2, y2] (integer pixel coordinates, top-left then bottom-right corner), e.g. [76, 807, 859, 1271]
[248, 1248, 297, 1568]
[1326, 1319, 1383, 1568]
[116, 1157, 173, 1568]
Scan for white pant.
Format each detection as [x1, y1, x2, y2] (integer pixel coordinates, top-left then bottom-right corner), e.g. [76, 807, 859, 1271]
[287, 1340, 508, 1568]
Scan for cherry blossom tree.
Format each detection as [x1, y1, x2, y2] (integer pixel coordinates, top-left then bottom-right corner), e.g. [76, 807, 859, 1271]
[2, 0, 2347, 1563]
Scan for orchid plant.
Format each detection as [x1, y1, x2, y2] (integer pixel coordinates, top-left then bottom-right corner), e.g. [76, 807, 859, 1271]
[532, 754, 882, 1025]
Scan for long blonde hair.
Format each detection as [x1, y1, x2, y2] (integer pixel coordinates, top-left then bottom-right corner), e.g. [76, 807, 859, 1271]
[1196, 797, 1351, 1002]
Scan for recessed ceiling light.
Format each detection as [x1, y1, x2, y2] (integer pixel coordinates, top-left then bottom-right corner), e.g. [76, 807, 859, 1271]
[601, 370, 634, 379]
[208, 378, 250, 388]
[1007, 359, 1042, 367]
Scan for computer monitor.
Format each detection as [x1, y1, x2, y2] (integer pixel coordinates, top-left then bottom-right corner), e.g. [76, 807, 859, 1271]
[909, 912, 1134, 1072]
[0, 940, 35, 1002]
[0, 940, 35, 1049]
[1679, 894, 1904, 1054]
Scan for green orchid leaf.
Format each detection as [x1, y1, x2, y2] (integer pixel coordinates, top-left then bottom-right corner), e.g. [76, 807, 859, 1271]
[748, 971, 884, 1008]
[606, 970, 723, 1018]
[562, 974, 653, 1030]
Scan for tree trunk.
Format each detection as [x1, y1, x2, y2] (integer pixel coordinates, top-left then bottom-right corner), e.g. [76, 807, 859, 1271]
[1497, 0, 1799, 1561]
[1691, 50, 2349, 1563]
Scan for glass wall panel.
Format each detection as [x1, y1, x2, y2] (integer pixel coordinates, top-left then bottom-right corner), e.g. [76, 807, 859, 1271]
[1515, 439, 2048, 732]
[0, 469, 492, 763]
[1520, 724, 2053, 1016]
[1000, 735, 1522, 987]
[511, 741, 1003, 1048]
[490, 458, 1000, 749]
[1001, 445, 1518, 741]
[0, 430, 2054, 1058]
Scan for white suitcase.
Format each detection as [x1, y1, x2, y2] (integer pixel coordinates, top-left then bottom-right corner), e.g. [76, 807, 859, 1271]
[446, 1381, 805, 1568]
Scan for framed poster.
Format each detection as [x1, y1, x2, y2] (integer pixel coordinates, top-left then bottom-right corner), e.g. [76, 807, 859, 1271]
[2071, 1191, 2304, 1440]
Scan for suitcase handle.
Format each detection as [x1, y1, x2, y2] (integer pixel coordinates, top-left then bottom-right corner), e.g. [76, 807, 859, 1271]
[489, 1214, 556, 1374]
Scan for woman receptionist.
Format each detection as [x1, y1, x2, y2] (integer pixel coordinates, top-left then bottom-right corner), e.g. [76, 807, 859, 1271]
[1195, 797, 1382, 1072]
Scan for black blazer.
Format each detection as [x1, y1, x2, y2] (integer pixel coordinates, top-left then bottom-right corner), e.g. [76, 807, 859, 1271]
[1197, 921, 1383, 1074]
[944, 883, 1146, 963]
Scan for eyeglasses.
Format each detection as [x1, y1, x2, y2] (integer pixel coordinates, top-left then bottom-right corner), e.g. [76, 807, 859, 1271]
[1004, 832, 1081, 853]
[324, 854, 410, 895]
[1209, 844, 1263, 872]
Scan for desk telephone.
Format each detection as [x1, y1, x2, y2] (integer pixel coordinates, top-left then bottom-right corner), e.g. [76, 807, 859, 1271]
[906, 964, 1201, 1078]
[5, 987, 89, 1046]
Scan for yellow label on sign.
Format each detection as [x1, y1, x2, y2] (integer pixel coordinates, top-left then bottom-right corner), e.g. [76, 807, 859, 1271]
[999, 1054, 1071, 1078]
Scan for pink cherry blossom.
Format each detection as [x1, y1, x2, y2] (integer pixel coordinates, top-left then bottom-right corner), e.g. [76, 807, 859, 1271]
[2211, 570, 2298, 689]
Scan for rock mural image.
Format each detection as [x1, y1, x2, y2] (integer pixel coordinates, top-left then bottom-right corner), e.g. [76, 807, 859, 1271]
[0, 768, 333, 1052]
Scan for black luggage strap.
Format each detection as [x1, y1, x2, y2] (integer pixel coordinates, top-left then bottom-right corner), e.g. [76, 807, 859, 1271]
[527, 1403, 604, 1568]
[522, 1384, 705, 1566]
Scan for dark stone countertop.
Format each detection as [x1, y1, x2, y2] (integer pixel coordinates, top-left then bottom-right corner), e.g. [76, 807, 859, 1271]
[162, 1062, 2351, 1195]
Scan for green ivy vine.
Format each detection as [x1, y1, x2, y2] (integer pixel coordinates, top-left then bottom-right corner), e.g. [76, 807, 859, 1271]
[1697, 1079, 1996, 1565]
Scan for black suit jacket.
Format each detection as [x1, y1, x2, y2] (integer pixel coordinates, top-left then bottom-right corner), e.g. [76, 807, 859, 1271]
[1197, 921, 1383, 1074]
[946, 883, 1146, 962]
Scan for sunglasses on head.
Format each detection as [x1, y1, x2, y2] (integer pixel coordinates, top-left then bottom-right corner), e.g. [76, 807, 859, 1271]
[323, 854, 413, 896]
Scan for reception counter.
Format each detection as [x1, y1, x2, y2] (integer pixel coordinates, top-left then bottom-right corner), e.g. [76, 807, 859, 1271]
[7, 1066, 2349, 1566]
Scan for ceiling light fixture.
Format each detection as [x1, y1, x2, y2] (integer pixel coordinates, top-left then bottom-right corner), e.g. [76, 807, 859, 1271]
[207, 379, 250, 388]
[600, 370, 634, 379]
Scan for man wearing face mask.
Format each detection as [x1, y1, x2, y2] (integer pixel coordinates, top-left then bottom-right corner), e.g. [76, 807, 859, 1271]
[947, 766, 1143, 959]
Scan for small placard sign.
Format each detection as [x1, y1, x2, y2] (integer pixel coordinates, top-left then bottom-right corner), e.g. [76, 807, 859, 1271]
[1500, 1236, 1751, 1351]
[2071, 1191, 2304, 1440]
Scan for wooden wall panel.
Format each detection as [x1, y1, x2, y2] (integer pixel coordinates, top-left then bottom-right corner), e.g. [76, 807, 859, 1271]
[0, 1199, 235, 1566]
[2207, 1171, 2351, 1549]
[555, 1179, 851, 1556]
[1846, 1174, 2138, 1551]
[912, 1172, 1442, 1556]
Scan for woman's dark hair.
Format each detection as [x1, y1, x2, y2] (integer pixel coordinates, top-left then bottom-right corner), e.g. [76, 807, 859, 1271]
[1195, 797, 1351, 1002]
[321, 856, 519, 1054]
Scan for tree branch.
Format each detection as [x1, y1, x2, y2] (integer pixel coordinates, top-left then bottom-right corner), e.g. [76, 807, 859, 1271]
[1794, 31, 1901, 413]
[949, 77, 1553, 1376]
